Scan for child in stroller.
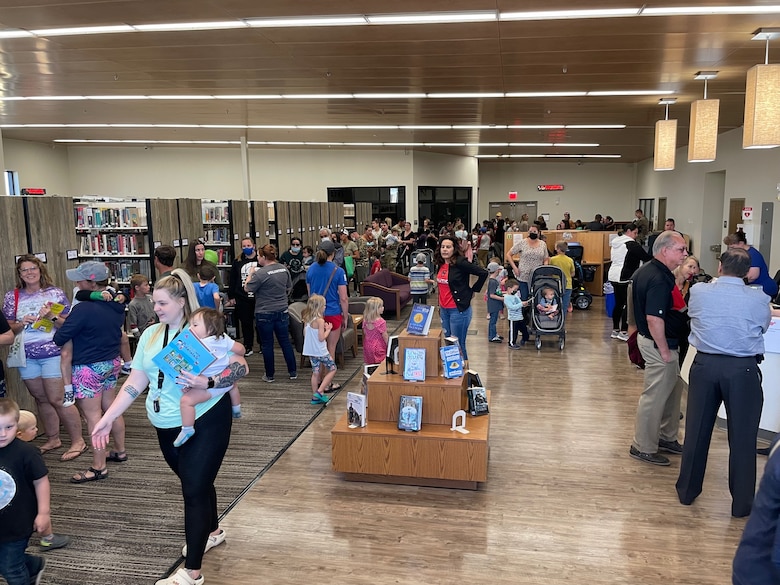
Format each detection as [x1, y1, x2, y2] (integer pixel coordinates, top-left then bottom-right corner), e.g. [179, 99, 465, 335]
[536, 286, 559, 320]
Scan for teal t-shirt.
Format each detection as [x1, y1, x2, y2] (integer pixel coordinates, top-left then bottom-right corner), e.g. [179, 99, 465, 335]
[132, 323, 222, 429]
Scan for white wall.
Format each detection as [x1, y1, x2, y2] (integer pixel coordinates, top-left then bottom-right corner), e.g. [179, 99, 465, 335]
[477, 161, 637, 224]
[635, 127, 780, 274]
[4, 138, 71, 195]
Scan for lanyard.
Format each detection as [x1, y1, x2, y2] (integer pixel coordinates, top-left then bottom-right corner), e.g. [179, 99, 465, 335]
[152, 325, 170, 413]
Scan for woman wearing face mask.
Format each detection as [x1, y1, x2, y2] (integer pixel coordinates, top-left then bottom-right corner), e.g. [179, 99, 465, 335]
[228, 238, 259, 355]
[504, 225, 550, 300]
[280, 238, 304, 276]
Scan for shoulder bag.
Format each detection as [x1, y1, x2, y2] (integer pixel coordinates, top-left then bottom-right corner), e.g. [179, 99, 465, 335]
[7, 288, 27, 368]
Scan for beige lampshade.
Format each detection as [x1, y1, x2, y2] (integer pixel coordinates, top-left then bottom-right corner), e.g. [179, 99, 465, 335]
[743, 63, 780, 149]
[688, 98, 720, 162]
[654, 119, 677, 171]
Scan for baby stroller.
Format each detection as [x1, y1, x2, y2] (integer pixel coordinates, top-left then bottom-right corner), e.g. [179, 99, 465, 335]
[565, 242, 593, 310]
[412, 247, 435, 275]
[529, 265, 566, 351]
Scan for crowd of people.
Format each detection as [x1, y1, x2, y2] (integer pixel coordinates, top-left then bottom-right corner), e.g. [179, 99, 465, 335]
[1, 209, 779, 584]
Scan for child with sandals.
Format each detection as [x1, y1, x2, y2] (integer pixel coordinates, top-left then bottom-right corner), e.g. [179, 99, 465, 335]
[302, 295, 337, 405]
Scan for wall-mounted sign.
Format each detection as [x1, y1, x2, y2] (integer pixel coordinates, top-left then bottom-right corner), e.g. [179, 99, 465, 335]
[508, 191, 518, 200]
[21, 188, 46, 195]
[742, 207, 753, 220]
[537, 184, 564, 192]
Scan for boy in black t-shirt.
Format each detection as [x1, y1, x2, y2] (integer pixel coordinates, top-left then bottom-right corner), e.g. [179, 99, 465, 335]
[0, 398, 50, 584]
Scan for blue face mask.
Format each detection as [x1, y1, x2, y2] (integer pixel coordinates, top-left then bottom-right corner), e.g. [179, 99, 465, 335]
[291, 246, 301, 253]
[243, 247, 254, 256]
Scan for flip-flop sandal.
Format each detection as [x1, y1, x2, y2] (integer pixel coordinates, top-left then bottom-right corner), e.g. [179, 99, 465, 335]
[324, 383, 342, 394]
[70, 467, 108, 484]
[107, 451, 128, 462]
[39, 444, 62, 455]
[60, 444, 88, 462]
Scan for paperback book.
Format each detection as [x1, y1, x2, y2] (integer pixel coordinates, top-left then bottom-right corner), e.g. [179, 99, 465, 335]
[467, 387, 490, 417]
[386, 335, 400, 374]
[360, 363, 381, 395]
[406, 303, 435, 336]
[32, 302, 66, 333]
[467, 369, 483, 388]
[398, 395, 423, 432]
[403, 347, 426, 381]
[346, 392, 367, 428]
[440, 345, 464, 379]
[152, 329, 217, 381]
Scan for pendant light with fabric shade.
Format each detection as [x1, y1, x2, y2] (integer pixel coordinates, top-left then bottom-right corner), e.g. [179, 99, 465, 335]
[743, 28, 780, 149]
[688, 72, 719, 162]
[654, 99, 677, 171]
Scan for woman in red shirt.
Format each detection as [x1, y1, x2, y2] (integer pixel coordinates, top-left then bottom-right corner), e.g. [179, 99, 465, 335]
[435, 237, 488, 361]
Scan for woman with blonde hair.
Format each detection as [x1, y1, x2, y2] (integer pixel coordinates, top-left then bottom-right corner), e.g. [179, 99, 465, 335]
[92, 269, 249, 585]
[2, 254, 85, 461]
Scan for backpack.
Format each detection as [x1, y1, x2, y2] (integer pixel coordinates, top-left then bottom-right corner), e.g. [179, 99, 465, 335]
[333, 244, 344, 268]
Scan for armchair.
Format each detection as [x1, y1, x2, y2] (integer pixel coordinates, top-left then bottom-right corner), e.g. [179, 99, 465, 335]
[288, 301, 357, 368]
[359, 269, 412, 315]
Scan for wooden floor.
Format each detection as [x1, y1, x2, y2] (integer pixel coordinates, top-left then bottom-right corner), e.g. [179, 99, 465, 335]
[198, 296, 761, 585]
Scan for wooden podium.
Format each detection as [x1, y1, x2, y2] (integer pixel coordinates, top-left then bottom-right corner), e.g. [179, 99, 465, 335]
[331, 351, 490, 490]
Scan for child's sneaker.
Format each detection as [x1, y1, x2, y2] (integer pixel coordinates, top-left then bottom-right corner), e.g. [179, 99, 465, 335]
[489, 337, 502, 343]
[311, 393, 329, 405]
[261, 375, 274, 383]
[120, 363, 132, 376]
[232, 405, 242, 419]
[610, 329, 620, 339]
[40, 533, 70, 550]
[173, 427, 195, 447]
[617, 331, 630, 341]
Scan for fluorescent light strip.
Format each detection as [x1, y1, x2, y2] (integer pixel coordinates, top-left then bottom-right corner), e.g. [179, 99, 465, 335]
[506, 92, 587, 97]
[31, 25, 135, 36]
[0, 92, 671, 101]
[51, 138, 603, 148]
[365, 11, 497, 24]
[501, 9, 639, 21]
[2, 122, 625, 133]
[0, 7, 777, 40]
[475, 153, 621, 158]
[133, 21, 248, 32]
[245, 16, 368, 27]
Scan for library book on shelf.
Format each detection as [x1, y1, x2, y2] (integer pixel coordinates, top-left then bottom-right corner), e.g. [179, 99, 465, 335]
[402, 348, 426, 381]
[406, 303, 435, 336]
[346, 392, 367, 428]
[398, 395, 423, 432]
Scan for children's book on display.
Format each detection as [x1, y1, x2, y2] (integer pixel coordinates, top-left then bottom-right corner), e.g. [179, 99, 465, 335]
[152, 330, 216, 380]
[398, 395, 423, 432]
[440, 345, 464, 379]
[347, 392, 367, 428]
[386, 335, 400, 374]
[467, 387, 489, 417]
[406, 303, 435, 336]
[467, 369, 483, 388]
[403, 347, 426, 381]
[360, 364, 381, 395]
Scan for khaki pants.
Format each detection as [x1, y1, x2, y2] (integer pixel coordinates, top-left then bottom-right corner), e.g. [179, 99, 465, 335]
[632, 335, 682, 453]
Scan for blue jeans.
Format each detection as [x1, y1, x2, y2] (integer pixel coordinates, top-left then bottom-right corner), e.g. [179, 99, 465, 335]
[255, 310, 297, 379]
[0, 539, 44, 585]
[488, 310, 499, 340]
[561, 289, 572, 318]
[519, 281, 530, 301]
[439, 305, 473, 360]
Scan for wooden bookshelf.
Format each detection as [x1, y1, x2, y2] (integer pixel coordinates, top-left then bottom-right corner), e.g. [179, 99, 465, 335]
[331, 366, 490, 490]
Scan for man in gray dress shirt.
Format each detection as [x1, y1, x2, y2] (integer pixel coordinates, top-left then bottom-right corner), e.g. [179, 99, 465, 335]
[676, 248, 771, 517]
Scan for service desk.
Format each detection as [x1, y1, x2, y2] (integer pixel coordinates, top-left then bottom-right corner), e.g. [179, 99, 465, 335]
[681, 319, 780, 437]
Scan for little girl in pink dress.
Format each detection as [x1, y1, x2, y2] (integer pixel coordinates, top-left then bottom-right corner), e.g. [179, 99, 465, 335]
[362, 297, 388, 365]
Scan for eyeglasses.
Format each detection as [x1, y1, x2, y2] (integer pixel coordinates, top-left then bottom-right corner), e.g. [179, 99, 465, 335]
[669, 246, 688, 253]
[19, 267, 39, 273]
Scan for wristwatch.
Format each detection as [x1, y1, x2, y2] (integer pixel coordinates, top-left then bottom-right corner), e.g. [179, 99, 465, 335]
[207, 377, 215, 389]
[52, 316, 59, 322]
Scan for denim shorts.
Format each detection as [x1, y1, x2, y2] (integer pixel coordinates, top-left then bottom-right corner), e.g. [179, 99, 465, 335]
[18, 355, 62, 380]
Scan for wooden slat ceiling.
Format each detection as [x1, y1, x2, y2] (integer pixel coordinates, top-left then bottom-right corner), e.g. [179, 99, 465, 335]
[0, 1, 776, 162]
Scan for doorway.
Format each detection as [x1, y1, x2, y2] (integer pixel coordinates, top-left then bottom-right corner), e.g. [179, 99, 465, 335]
[657, 197, 667, 227]
[759, 202, 773, 266]
[727, 197, 745, 236]
[638, 198, 655, 232]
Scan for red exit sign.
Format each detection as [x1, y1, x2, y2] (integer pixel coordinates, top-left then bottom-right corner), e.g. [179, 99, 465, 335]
[537, 184, 564, 191]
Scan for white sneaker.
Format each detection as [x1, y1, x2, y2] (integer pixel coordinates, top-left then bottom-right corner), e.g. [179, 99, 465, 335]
[155, 568, 204, 585]
[182, 529, 225, 556]
[610, 329, 620, 339]
[617, 331, 630, 341]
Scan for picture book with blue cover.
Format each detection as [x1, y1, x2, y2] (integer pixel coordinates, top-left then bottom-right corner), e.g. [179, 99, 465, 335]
[406, 303, 435, 336]
[403, 347, 426, 381]
[440, 345, 464, 379]
[398, 395, 423, 431]
[152, 329, 216, 381]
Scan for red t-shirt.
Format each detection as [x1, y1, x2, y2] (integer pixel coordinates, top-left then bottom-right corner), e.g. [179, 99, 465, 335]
[671, 284, 686, 311]
[437, 264, 456, 309]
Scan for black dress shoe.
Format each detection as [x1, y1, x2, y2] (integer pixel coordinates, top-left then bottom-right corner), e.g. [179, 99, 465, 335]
[658, 439, 683, 454]
[629, 446, 670, 466]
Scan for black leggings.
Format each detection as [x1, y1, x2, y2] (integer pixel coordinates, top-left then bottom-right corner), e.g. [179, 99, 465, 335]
[157, 394, 232, 571]
[611, 281, 629, 332]
[234, 296, 257, 350]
